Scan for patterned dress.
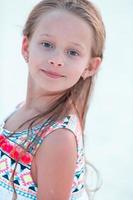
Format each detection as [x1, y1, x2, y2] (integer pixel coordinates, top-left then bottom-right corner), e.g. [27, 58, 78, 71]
[0, 106, 88, 200]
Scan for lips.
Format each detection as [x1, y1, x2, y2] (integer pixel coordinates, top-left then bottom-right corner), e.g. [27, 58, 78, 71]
[41, 69, 64, 77]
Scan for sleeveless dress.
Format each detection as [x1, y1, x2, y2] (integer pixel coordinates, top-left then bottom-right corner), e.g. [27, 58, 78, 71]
[0, 105, 88, 200]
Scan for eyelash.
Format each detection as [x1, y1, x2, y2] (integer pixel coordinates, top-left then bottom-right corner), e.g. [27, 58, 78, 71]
[41, 42, 80, 57]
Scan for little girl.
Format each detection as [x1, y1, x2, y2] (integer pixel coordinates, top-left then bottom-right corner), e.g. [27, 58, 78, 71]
[0, 0, 106, 199]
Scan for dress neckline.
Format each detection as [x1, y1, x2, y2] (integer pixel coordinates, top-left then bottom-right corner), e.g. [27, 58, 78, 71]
[0, 101, 76, 134]
[1, 119, 50, 134]
[0, 102, 51, 134]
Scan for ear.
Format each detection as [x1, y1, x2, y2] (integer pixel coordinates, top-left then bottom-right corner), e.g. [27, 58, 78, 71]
[21, 36, 29, 63]
[81, 57, 102, 80]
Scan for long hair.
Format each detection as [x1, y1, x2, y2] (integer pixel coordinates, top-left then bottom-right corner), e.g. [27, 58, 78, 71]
[7, 0, 106, 199]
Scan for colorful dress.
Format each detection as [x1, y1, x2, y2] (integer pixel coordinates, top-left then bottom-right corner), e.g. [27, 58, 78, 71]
[0, 105, 88, 200]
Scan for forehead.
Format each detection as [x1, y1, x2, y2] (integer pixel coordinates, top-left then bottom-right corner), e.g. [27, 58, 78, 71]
[32, 9, 93, 48]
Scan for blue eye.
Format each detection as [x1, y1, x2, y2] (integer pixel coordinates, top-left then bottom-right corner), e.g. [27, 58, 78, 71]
[68, 50, 80, 57]
[41, 42, 54, 48]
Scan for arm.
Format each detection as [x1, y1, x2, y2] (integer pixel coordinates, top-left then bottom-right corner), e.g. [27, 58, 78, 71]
[35, 128, 77, 200]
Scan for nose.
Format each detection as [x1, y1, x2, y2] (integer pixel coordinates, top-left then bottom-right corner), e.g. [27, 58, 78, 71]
[48, 59, 64, 67]
[48, 53, 64, 67]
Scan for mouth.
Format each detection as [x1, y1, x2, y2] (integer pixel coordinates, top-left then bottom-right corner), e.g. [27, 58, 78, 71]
[40, 69, 65, 79]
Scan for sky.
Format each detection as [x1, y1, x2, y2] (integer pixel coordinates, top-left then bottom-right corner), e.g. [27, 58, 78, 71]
[0, 1, 133, 199]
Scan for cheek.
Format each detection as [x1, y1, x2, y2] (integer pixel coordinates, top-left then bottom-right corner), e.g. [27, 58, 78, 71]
[64, 66, 84, 88]
[66, 60, 87, 79]
[29, 47, 45, 67]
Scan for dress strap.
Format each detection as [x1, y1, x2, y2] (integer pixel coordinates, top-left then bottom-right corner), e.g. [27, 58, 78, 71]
[28, 114, 83, 155]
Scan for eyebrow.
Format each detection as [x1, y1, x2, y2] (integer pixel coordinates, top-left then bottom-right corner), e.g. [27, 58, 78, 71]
[40, 33, 53, 37]
[39, 33, 85, 50]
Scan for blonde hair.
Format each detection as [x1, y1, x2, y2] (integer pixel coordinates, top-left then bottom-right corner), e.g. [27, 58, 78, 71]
[9, 0, 106, 199]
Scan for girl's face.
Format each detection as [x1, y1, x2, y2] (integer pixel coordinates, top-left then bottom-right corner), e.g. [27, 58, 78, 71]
[22, 9, 101, 94]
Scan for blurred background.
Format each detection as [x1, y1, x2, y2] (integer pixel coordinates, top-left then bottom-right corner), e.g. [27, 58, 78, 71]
[0, 0, 132, 199]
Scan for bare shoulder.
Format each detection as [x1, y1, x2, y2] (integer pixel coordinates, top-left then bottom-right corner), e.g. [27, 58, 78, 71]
[35, 128, 77, 200]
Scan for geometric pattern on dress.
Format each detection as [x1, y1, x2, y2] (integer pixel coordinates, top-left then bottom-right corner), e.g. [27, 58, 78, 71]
[0, 113, 85, 199]
[0, 158, 9, 174]
[20, 171, 34, 186]
[0, 150, 37, 197]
